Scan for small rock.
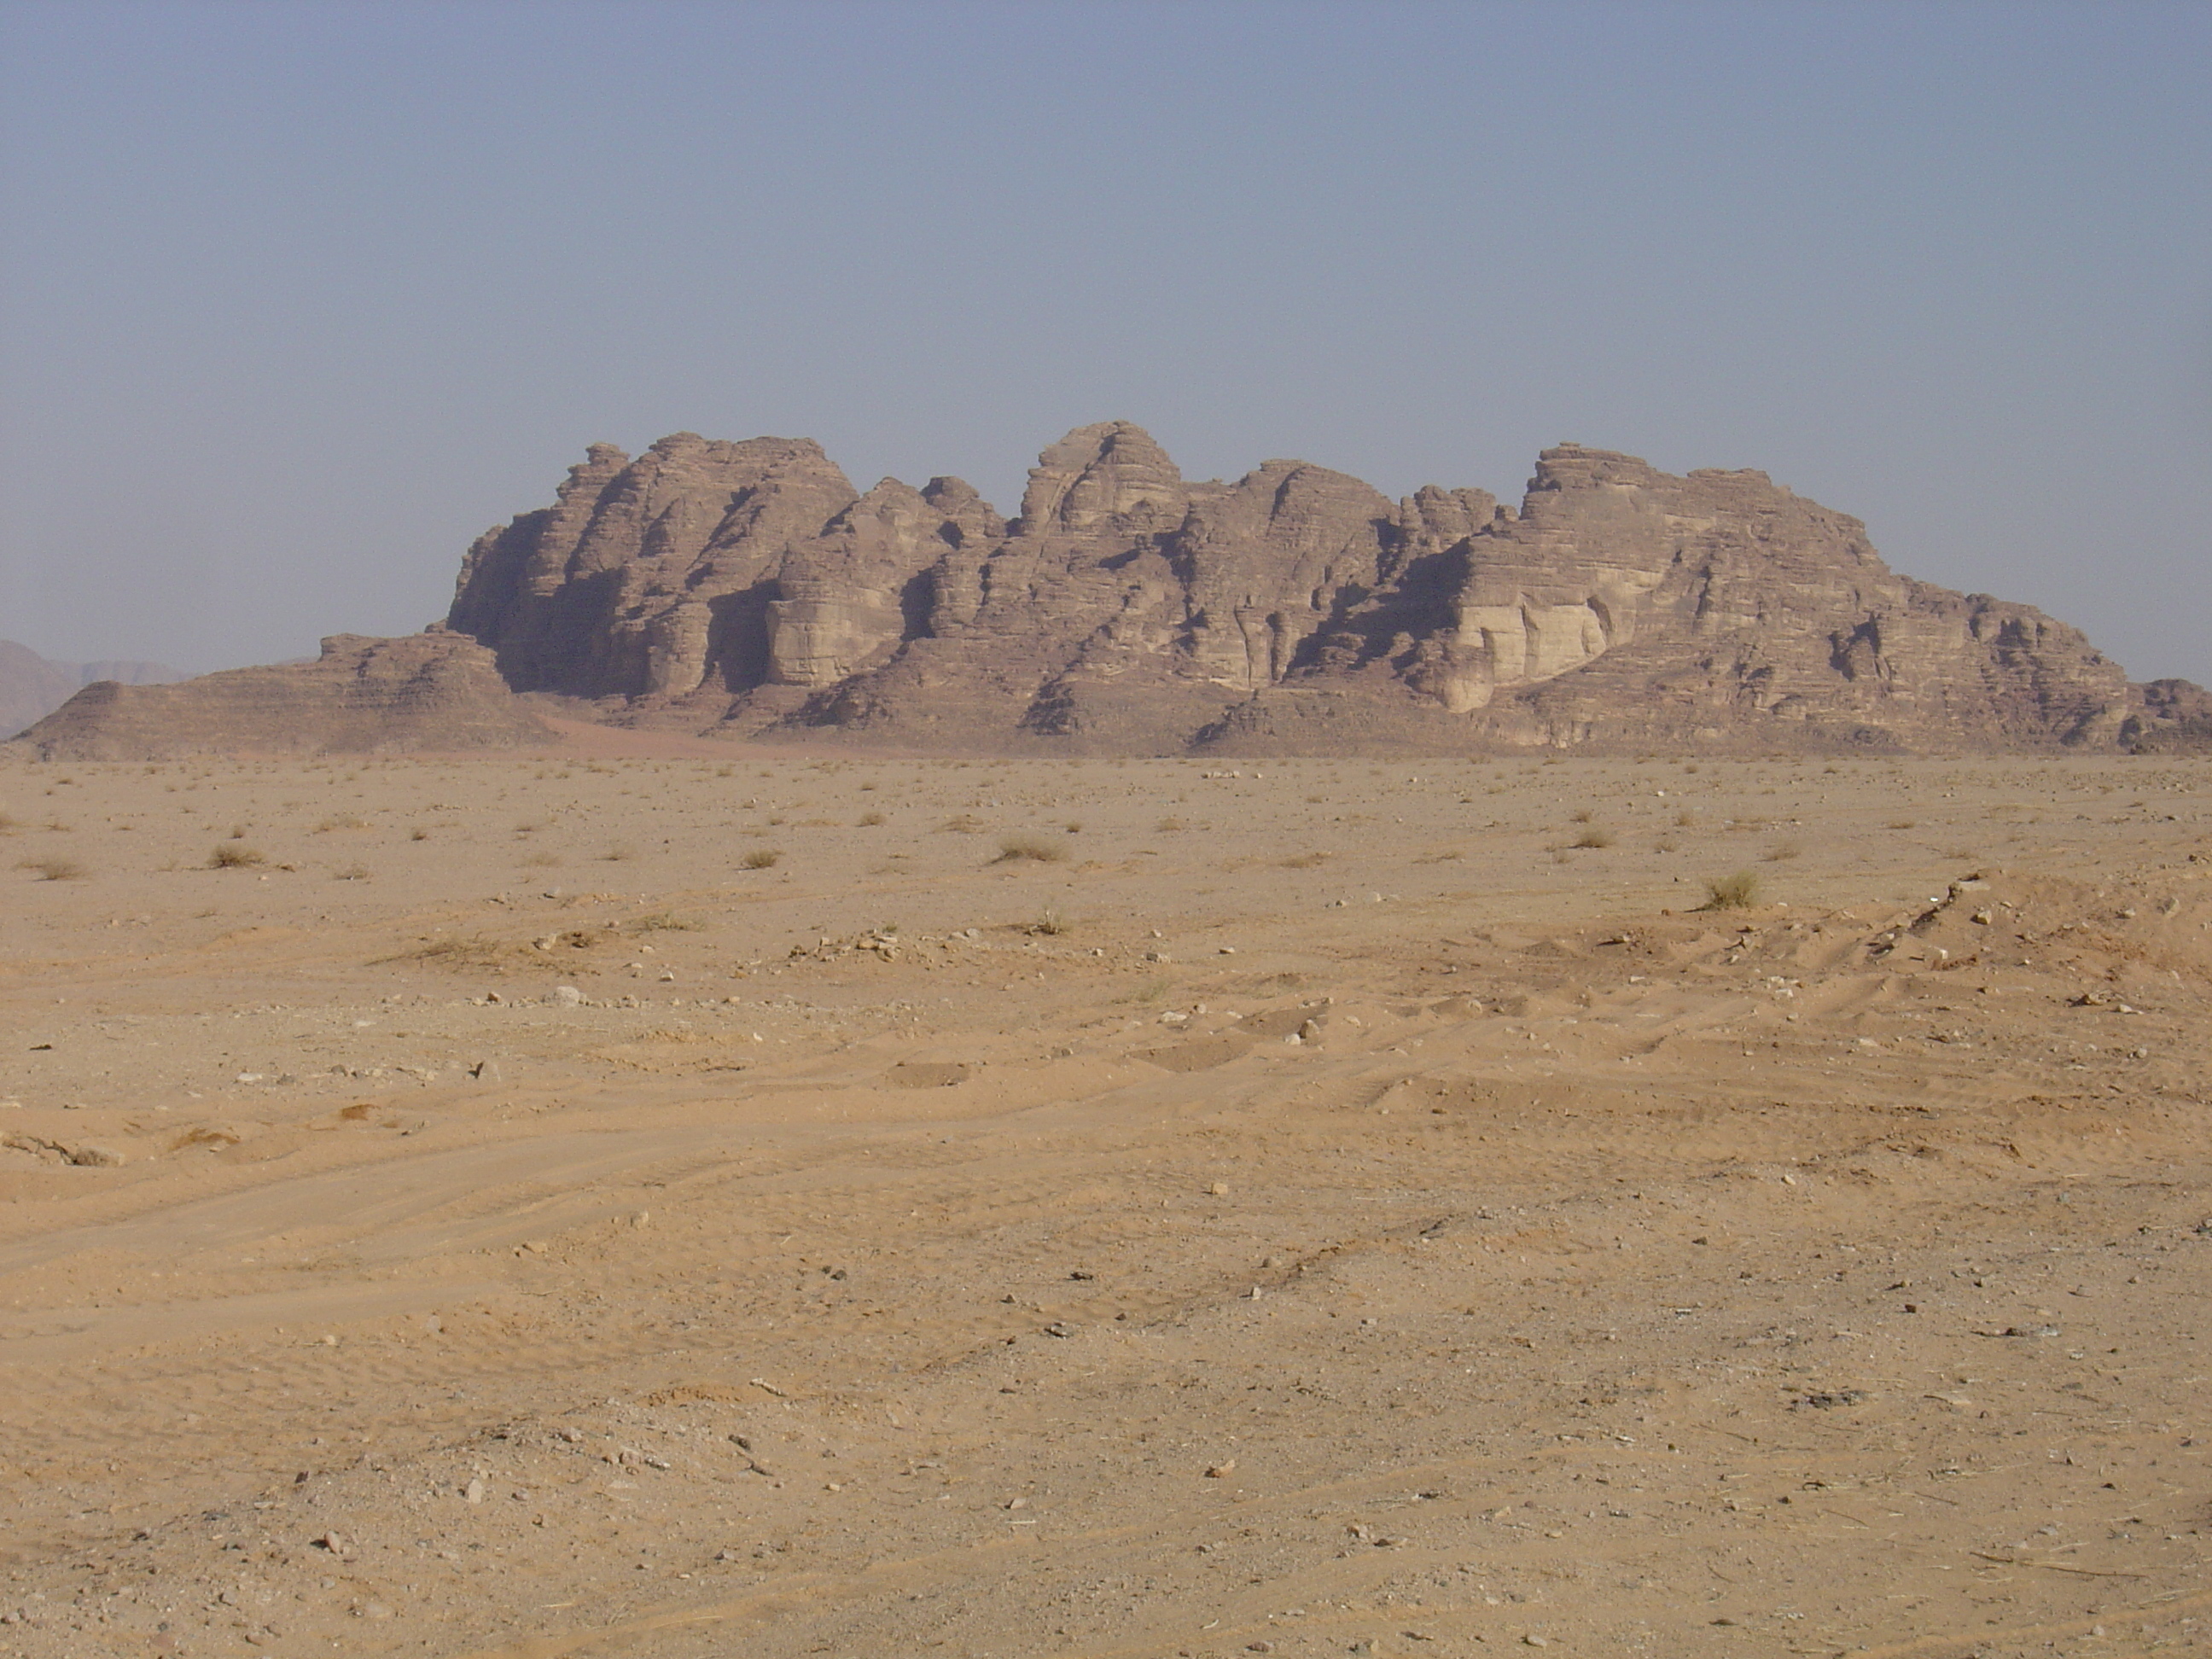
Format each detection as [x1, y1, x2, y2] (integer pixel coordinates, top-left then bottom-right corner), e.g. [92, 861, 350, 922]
[464, 1476, 485, 1504]
[1208, 1181, 1231, 1196]
[550, 985, 585, 1006]
[1205, 1458, 1237, 1478]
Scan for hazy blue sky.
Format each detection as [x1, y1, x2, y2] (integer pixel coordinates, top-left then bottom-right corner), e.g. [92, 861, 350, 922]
[3, 0, 2207, 682]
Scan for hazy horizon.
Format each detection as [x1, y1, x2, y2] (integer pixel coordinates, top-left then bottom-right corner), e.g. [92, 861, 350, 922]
[3, 0, 2207, 683]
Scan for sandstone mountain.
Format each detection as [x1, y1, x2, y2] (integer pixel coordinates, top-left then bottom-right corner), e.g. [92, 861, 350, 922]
[0, 640, 183, 739]
[15, 632, 550, 760]
[15, 424, 2205, 757]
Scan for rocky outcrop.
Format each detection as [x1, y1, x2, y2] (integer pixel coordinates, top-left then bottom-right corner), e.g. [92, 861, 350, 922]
[15, 423, 2182, 759]
[14, 632, 549, 760]
[1, 640, 183, 739]
[1257, 444, 2135, 753]
[2122, 678, 2212, 754]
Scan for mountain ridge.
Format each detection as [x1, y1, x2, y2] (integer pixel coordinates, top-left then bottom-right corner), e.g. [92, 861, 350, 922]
[14, 424, 2207, 757]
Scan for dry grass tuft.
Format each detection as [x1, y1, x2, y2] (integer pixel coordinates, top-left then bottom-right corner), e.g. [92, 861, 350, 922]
[994, 832, 1070, 864]
[1570, 828, 1616, 849]
[207, 845, 265, 870]
[857, 811, 885, 827]
[742, 847, 783, 870]
[630, 911, 700, 933]
[332, 864, 372, 882]
[1766, 840, 1804, 861]
[1702, 870, 1763, 910]
[384, 934, 521, 970]
[19, 855, 85, 881]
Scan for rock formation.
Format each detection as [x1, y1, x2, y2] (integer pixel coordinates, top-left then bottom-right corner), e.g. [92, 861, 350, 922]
[15, 422, 2200, 758]
[13, 632, 549, 760]
[1, 640, 183, 739]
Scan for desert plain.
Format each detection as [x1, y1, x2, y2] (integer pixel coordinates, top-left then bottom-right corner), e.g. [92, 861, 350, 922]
[1, 742, 2209, 1659]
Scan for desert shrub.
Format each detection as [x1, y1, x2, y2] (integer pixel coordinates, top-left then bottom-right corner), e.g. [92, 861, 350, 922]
[995, 832, 1069, 864]
[1766, 840, 1803, 861]
[1030, 908, 1066, 935]
[19, 856, 85, 881]
[332, 864, 372, 882]
[1570, 828, 1615, 849]
[857, 811, 885, 827]
[1278, 851, 1331, 869]
[631, 911, 700, 933]
[208, 845, 265, 869]
[1703, 870, 1762, 910]
[312, 814, 368, 834]
[1569, 807, 1595, 824]
[410, 827, 430, 841]
[742, 847, 783, 870]
[940, 813, 986, 834]
[1154, 816, 1186, 833]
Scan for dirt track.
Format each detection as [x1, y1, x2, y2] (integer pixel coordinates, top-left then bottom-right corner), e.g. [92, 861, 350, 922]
[3, 752, 2209, 1656]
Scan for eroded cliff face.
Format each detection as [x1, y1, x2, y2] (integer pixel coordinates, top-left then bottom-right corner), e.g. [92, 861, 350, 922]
[15, 422, 2168, 761]
[1298, 444, 2134, 752]
[435, 424, 2139, 753]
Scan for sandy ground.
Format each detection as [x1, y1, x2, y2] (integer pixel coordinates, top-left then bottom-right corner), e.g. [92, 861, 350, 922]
[2, 749, 2209, 1659]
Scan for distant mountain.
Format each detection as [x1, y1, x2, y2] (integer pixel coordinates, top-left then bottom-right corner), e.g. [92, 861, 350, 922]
[0, 639, 183, 738]
[13, 425, 2209, 757]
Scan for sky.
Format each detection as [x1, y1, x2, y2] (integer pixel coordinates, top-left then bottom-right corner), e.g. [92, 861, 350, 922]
[1, 0, 2207, 683]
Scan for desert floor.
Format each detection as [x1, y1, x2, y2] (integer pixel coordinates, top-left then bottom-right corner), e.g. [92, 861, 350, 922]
[1, 749, 2209, 1658]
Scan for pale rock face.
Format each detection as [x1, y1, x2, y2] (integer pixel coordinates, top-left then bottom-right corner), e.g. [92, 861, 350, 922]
[1167, 461, 1399, 691]
[1018, 422, 1187, 534]
[765, 478, 996, 686]
[449, 433, 861, 700]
